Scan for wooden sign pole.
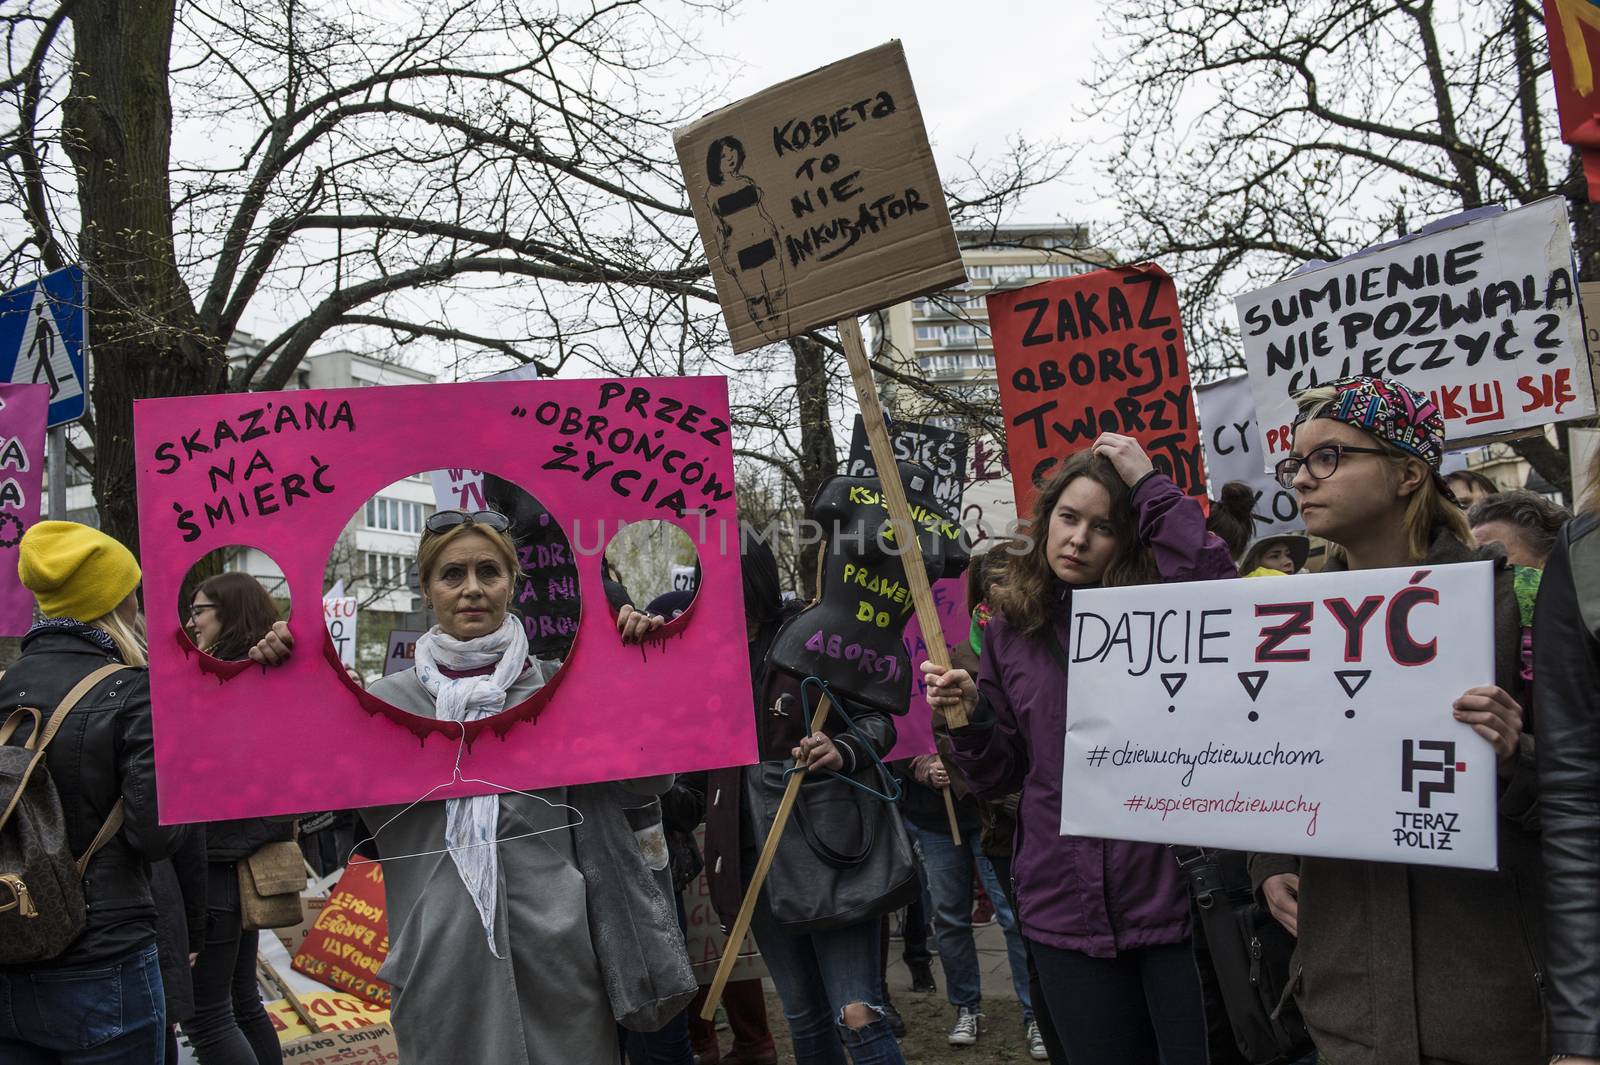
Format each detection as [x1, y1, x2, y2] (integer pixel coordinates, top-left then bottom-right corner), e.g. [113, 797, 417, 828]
[700, 314, 969, 1020]
[700, 695, 834, 1019]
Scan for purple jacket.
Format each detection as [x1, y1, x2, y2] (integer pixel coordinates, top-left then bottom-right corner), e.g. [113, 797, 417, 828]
[948, 473, 1236, 957]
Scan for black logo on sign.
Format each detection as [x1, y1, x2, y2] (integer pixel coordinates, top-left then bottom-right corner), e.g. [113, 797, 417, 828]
[1401, 739, 1457, 809]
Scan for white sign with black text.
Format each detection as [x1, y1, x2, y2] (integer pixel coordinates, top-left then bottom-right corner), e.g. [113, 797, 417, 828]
[1060, 563, 1498, 869]
[1195, 374, 1304, 535]
[1238, 197, 1593, 466]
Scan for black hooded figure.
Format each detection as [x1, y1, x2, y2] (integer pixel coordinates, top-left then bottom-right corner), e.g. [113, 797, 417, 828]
[766, 461, 968, 714]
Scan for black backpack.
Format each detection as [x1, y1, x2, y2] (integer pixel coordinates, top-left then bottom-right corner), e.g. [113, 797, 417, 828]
[1175, 845, 1315, 1065]
[0, 663, 135, 964]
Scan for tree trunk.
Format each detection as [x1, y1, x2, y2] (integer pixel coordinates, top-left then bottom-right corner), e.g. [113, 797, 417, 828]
[789, 335, 837, 593]
[62, 0, 224, 553]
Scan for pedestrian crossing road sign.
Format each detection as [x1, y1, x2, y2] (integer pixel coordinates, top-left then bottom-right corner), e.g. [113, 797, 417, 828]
[0, 266, 86, 427]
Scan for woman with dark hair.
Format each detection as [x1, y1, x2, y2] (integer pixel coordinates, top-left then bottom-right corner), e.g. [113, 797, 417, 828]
[703, 534, 907, 1065]
[704, 135, 789, 340]
[1205, 481, 1257, 562]
[185, 572, 290, 1065]
[923, 433, 1235, 1064]
[1444, 468, 1499, 508]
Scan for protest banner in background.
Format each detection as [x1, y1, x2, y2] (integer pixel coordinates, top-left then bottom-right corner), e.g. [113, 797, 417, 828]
[483, 473, 582, 659]
[1060, 563, 1498, 869]
[1195, 375, 1304, 535]
[846, 414, 969, 512]
[671, 564, 698, 594]
[0, 383, 46, 635]
[684, 826, 766, 984]
[1239, 198, 1593, 467]
[887, 576, 968, 760]
[280, 1025, 399, 1065]
[267, 990, 390, 1041]
[989, 265, 1206, 515]
[1544, 0, 1600, 199]
[381, 629, 422, 677]
[323, 594, 357, 669]
[292, 862, 391, 1008]
[674, 41, 965, 353]
[428, 466, 486, 511]
[959, 436, 1017, 545]
[134, 377, 755, 822]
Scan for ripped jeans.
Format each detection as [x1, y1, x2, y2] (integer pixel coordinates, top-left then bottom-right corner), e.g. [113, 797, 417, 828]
[747, 884, 904, 1065]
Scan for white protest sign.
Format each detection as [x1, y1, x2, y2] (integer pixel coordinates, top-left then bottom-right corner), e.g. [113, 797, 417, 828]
[1195, 374, 1304, 534]
[429, 467, 486, 511]
[1238, 198, 1593, 467]
[671, 564, 698, 594]
[958, 435, 1016, 545]
[323, 595, 358, 668]
[1061, 563, 1498, 869]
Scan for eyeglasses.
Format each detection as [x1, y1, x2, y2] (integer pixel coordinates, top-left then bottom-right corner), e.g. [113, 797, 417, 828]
[423, 510, 512, 535]
[187, 603, 217, 619]
[1274, 444, 1390, 490]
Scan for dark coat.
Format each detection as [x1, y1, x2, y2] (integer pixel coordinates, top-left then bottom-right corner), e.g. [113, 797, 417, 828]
[205, 817, 293, 865]
[0, 624, 188, 969]
[151, 828, 207, 1022]
[1533, 510, 1600, 1058]
[948, 473, 1237, 956]
[1249, 533, 1543, 1065]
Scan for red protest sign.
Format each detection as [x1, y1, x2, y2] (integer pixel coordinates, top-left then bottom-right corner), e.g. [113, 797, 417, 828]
[292, 862, 391, 1008]
[1545, 0, 1600, 199]
[988, 265, 1205, 517]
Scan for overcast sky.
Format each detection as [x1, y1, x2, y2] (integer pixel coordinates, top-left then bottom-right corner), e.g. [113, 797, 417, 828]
[684, 0, 1110, 230]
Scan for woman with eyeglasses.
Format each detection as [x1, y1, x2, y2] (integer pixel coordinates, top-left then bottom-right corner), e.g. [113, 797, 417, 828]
[1249, 376, 1540, 1065]
[249, 509, 687, 1065]
[182, 571, 293, 1065]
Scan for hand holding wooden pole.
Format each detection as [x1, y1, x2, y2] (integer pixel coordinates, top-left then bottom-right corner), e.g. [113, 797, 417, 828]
[700, 694, 835, 1020]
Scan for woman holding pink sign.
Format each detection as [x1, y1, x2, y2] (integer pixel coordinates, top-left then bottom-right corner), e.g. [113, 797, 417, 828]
[249, 509, 692, 1065]
[922, 433, 1233, 1065]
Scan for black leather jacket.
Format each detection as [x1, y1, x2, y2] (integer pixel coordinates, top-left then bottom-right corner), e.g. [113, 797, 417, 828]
[1533, 511, 1600, 1057]
[0, 624, 188, 968]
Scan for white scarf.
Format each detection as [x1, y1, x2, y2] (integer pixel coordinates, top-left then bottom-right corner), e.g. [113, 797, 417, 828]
[413, 614, 529, 957]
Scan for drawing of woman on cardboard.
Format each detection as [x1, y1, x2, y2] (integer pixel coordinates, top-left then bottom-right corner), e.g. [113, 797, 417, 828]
[705, 135, 790, 341]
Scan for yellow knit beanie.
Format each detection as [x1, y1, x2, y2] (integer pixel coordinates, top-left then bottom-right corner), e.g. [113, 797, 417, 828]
[18, 521, 142, 621]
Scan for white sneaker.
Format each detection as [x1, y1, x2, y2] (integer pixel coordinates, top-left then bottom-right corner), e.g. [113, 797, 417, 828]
[948, 1006, 983, 1046]
[1026, 1019, 1048, 1060]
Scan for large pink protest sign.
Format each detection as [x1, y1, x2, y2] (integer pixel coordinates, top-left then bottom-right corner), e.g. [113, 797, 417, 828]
[888, 576, 967, 760]
[0, 384, 46, 636]
[134, 377, 755, 823]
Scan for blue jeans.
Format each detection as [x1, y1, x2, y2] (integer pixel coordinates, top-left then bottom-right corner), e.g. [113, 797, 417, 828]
[0, 943, 165, 1065]
[907, 821, 1034, 1022]
[748, 883, 904, 1065]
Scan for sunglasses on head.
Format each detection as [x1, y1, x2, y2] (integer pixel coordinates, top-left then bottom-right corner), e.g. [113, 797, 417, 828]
[424, 510, 512, 535]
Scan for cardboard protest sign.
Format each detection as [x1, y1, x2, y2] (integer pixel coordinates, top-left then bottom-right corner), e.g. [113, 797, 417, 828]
[1195, 375, 1304, 535]
[767, 463, 968, 713]
[482, 473, 582, 659]
[674, 41, 965, 353]
[292, 862, 391, 1008]
[887, 576, 968, 760]
[323, 595, 357, 669]
[267, 990, 390, 1041]
[1060, 563, 1498, 869]
[846, 414, 968, 511]
[684, 826, 766, 984]
[1239, 198, 1593, 466]
[133, 377, 755, 822]
[280, 1025, 399, 1065]
[380, 629, 422, 677]
[989, 266, 1206, 515]
[0, 383, 46, 635]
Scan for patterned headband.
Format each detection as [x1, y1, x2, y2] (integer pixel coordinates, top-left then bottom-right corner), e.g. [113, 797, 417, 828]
[1296, 375, 1445, 469]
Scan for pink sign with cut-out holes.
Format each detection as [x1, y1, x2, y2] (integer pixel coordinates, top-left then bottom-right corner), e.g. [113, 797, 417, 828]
[134, 377, 755, 823]
[0, 383, 46, 636]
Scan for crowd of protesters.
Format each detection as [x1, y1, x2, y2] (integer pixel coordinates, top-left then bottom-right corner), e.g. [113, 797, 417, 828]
[3, 371, 1599, 1065]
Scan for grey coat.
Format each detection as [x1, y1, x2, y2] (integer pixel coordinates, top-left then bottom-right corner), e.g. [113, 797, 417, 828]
[363, 663, 664, 1065]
